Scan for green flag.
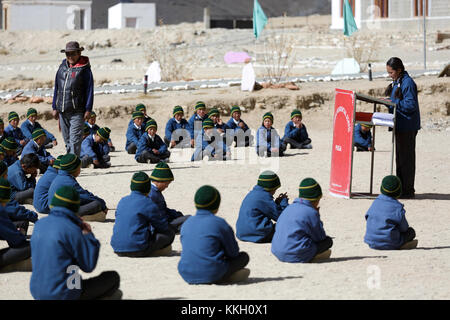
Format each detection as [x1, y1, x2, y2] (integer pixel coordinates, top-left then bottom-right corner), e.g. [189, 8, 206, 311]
[343, 0, 358, 36]
[253, 0, 268, 39]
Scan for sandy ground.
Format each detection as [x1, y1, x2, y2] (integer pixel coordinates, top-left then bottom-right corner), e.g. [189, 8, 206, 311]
[0, 74, 449, 300]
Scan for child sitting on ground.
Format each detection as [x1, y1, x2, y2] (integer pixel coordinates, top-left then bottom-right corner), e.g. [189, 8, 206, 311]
[21, 128, 55, 174]
[135, 120, 171, 164]
[191, 118, 230, 161]
[125, 111, 145, 154]
[164, 106, 191, 149]
[282, 109, 312, 149]
[208, 108, 233, 146]
[226, 105, 253, 147]
[7, 153, 39, 205]
[256, 112, 286, 157]
[111, 171, 175, 257]
[188, 101, 209, 148]
[364, 175, 417, 250]
[271, 178, 333, 263]
[33, 156, 62, 214]
[354, 123, 373, 152]
[1, 138, 19, 166]
[86, 111, 115, 152]
[21, 108, 57, 149]
[178, 185, 250, 284]
[80, 127, 111, 169]
[0, 119, 5, 145]
[4, 112, 28, 156]
[236, 171, 289, 243]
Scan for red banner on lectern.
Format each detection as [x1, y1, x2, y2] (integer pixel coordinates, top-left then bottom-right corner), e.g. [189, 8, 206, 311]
[329, 89, 356, 198]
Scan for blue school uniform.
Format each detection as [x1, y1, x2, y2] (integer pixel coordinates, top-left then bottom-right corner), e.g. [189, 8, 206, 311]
[226, 117, 250, 133]
[20, 120, 56, 142]
[30, 206, 100, 300]
[364, 194, 410, 250]
[164, 117, 190, 142]
[110, 191, 169, 253]
[236, 185, 288, 243]
[5, 199, 38, 223]
[135, 133, 168, 161]
[271, 198, 328, 263]
[353, 124, 372, 149]
[33, 166, 58, 214]
[81, 134, 110, 162]
[149, 183, 183, 221]
[191, 129, 229, 161]
[178, 209, 240, 284]
[125, 121, 144, 150]
[21, 140, 55, 166]
[0, 205, 29, 248]
[7, 160, 36, 200]
[86, 122, 112, 153]
[4, 124, 28, 146]
[48, 170, 106, 211]
[3, 155, 18, 167]
[282, 121, 310, 144]
[188, 113, 207, 139]
[256, 126, 283, 155]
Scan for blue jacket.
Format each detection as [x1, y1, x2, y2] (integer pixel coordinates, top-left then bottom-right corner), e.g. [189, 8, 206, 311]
[33, 166, 58, 214]
[149, 183, 183, 221]
[48, 170, 106, 211]
[226, 117, 250, 133]
[21, 140, 55, 166]
[20, 120, 56, 142]
[81, 134, 109, 161]
[125, 121, 144, 149]
[236, 185, 288, 243]
[135, 133, 168, 161]
[0, 205, 29, 248]
[6, 199, 38, 223]
[4, 124, 28, 146]
[191, 129, 229, 161]
[30, 206, 100, 300]
[188, 113, 208, 139]
[111, 191, 169, 253]
[178, 209, 240, 284]
[353, 124, 372, 148]
[256, 126, 282, 154]
[282, 121, 310, 143]
[271, 198, 328, 263]
[7, 160, 36, 200]
[164, 117, 190, 142]
[3, 155, 18, 167]
[364, 194, 410, 250]
[389, 71, 421, 132]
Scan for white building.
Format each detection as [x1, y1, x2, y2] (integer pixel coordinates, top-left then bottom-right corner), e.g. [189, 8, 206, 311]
[331, 0, 450, 31]
[108, 2, 156, 29]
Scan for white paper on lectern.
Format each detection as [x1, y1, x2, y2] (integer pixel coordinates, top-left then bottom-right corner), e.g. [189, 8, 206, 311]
[241, 63, 255, 92]
[145, 61, 161, 83]
[372, 112, 394, 127]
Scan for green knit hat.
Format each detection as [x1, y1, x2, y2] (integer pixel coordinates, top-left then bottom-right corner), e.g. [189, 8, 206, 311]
[361, 123, 373, 128]
[27, 108, 38, 118]
[263, 112, 274, 122]
[299, 178, 322, 201]
[173, 105, 184, 116]
[96, 127, 110, 141]
[0, 161, 7, 178]
[0, 178, 11, 203]
[380, 175, 402, 199]
[230, 105, 241, 115]
[130, 171, 151, 194]
[194, 185, 221, 212]
[53, 155, 64, 170]
[132, 111, 144, 120]
[0, 146, 4, 156]
[195, 101, 206, 111]
[208, 108, 219, 117]
[32, 128, 46, 141]
[150, 162, 174, 182]
[50, 186, 80, 213]
[83, 123, 90, 136]
[89, 111, 96, 119]
[291, 109, 302, 119]
[8, 111, 19, 122]
[136, 103, 146, 112]
[202, 118, 214, 129]
[145, 119, 157, 131]
[257, 171, 281, 191]
[59, 154, 81, 173]
[1, 137, 18, 151]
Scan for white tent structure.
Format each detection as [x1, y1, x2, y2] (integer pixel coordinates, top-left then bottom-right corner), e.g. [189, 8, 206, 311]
[108, 2, 156, 29]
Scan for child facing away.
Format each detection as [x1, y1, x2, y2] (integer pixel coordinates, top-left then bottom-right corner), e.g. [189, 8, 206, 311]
[33, 155, 63, 214]
[135, 119, 171, 164]
[282, 109, 312, 149]
[271, 178, 333, 263]
[4, 111, 28, 155]
[20, 108, 58, 149]
[226, 105, 253, 147]
[125, 111, 145, 154]
[364, 175, 417, 250]
[30, 185, 121, 300]
[256, 112, 287, 157]
[111, 171, 175, 257]
[80, 127, 111, 169]
[354, 123, 373, 152]
[178, 185, 250, 284]
[236, 171, 289, 243]
[164, 105, 191, 149]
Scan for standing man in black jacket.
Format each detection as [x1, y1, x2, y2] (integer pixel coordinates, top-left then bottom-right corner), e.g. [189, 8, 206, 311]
[52, 41, 93, 156]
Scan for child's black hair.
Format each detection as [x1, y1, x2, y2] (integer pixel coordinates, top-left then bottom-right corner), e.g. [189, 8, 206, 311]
[384, 57, 405, 100]
[20, 153, 40, 169]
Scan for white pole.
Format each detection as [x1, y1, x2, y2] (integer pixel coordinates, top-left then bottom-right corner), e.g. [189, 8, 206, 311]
[423, 0, 427, 71]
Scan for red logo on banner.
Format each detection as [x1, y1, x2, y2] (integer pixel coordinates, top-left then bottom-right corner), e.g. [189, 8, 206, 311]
[329, 89, 355, 198]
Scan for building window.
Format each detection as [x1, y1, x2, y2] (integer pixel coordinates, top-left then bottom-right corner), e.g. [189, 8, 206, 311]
[414, 0, 428, 16]
[340, 0, 355, 18]
[374, 0, 389, 18]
